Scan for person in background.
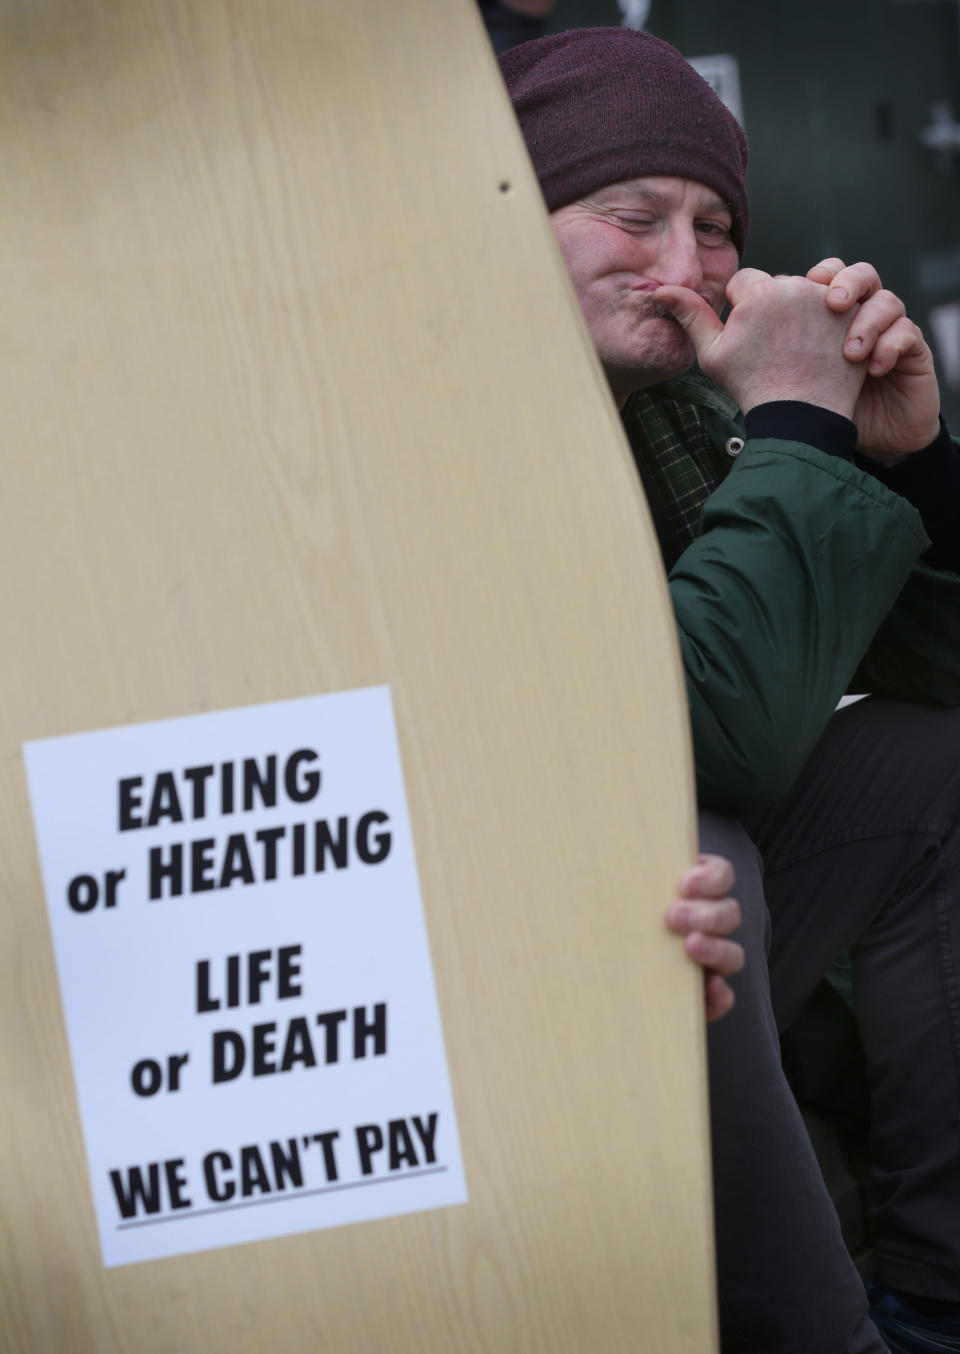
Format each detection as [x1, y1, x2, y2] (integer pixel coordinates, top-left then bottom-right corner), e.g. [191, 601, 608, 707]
[502, 27, 960, 1354]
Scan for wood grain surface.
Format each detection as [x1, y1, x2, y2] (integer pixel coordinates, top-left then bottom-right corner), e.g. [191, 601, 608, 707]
[0, 1, 715, 1350]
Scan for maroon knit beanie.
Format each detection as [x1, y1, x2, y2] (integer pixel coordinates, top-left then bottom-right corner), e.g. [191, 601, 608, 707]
[499, 27, 749, 255]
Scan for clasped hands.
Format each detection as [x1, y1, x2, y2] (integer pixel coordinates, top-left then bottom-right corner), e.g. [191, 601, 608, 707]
[658, 259, 942, 1022]
[655, 259, 941, 462]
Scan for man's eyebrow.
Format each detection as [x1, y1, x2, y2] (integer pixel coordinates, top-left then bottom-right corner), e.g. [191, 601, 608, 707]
[599, 183, 732, 215]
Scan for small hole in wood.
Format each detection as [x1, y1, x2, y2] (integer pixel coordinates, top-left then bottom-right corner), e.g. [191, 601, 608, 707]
[499, 180, 512, 194]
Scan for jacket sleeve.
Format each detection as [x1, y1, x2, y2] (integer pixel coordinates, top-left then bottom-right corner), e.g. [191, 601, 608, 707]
[668, 438, 930, 813]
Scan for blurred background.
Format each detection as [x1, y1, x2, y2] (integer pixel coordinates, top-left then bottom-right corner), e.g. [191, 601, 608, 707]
[480, 0, 960, 428]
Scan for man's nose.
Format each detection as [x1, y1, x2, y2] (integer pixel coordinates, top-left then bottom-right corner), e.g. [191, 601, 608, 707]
[650, 229, 704, 291]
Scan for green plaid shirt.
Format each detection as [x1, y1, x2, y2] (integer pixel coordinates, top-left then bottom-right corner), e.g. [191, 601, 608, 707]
[621, 368, 743, 566]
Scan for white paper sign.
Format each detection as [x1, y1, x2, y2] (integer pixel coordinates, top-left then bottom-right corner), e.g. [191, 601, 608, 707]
[24, 686, 467, 1267]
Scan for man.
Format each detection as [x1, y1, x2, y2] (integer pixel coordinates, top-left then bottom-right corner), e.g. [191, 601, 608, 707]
[501, 27, 960, 1354]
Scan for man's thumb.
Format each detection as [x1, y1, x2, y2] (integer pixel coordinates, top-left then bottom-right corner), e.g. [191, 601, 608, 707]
[653, 285, 724, 359]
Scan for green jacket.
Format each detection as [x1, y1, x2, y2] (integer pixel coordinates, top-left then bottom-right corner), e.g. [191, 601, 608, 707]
[623, 370, 960, 813]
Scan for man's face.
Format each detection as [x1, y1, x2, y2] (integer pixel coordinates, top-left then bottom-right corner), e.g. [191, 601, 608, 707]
[550, 175, 739, 404]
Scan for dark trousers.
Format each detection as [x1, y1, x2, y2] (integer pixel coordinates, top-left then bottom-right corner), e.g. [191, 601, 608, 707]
[702, 697, 960, 1354]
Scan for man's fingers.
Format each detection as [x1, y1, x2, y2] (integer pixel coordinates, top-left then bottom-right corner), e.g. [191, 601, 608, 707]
[665, 896, 743, 938]
[684, 931, 746, 977]
[843, 289, 906, 361]
[811, 260, 883, 312]
[806, 257, 846, 286]
[652, 284, 724, 359]
[865, 316, 932, 377]
[704, 974, 736, 1024]
[666, 869, 744, 1023]
[723, 266, 772, 308]
[679, 851, 735, 899]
